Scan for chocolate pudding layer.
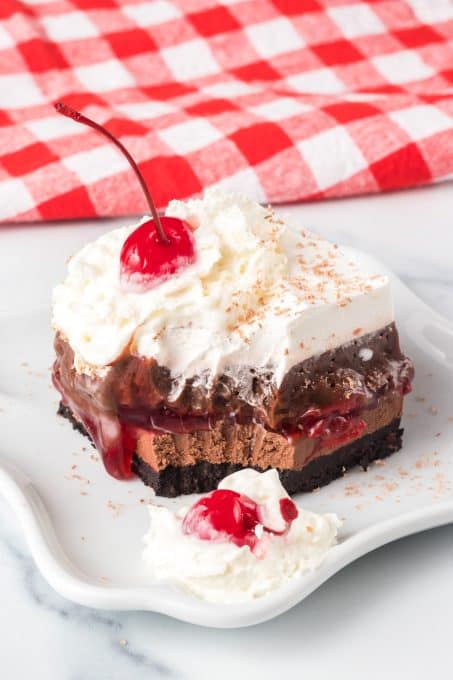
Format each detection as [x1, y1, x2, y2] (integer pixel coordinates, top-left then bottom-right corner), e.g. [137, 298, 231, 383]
[53, 323, 413, 494]
[54, 323, 412, 425]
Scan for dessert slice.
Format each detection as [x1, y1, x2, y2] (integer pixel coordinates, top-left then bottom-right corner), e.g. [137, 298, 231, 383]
[52, 188, 413, 496]
[52, 105, 413, 497]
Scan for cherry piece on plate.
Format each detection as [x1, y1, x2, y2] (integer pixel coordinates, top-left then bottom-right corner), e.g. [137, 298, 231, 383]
[54, 101, 195, 292]
[182, 489, 261, 550]
[279, 497, 299, 523]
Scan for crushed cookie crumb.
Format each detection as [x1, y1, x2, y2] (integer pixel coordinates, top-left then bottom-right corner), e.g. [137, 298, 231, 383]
[344, 484, 361, 497]
[74, 474, 90, 483]
[107, 500, 124, 516]
[384, 482, 398, 493]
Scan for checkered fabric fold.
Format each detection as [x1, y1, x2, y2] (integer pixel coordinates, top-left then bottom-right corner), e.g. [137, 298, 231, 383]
[1, 0, 453, 222]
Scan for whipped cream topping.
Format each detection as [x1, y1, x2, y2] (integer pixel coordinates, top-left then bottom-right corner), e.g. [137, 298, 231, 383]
[52, 189, 392, 394]
[142, 469, 341, 603]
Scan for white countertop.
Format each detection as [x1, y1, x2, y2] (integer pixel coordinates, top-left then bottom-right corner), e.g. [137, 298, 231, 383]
[1, 183, 452, 679]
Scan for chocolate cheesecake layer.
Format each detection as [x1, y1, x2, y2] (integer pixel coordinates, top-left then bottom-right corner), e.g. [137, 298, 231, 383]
[59, 388, 403, 495]
[58, 403, 402, 496]
[131, 391, 402, 472]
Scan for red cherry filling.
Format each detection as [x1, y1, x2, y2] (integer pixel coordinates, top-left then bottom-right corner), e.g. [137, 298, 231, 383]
[54, 101, 196, 292]
[283, 402, 366, 450]
[305, 413, 366, 449]
[120, 216, 195, 292]
[402, 379, 412, 396]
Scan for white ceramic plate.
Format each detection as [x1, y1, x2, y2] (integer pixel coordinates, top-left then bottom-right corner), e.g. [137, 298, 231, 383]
[1, 243, 452, 629]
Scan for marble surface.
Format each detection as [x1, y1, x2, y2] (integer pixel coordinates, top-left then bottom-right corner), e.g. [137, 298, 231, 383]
[1, 183, 452, 678]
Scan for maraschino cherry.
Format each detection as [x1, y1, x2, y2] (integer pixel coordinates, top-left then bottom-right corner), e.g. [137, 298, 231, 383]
[54, 102, 195, 292]
[183, 489, 261, 550]
[182, 488, 299, 550]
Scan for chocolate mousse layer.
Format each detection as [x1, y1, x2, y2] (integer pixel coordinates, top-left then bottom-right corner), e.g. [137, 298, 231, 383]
[131, 419, 404, 497]
[53, 323, 413, 495]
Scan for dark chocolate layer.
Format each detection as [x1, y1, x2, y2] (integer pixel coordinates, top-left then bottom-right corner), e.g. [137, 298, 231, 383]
[53, 323, 413, 431]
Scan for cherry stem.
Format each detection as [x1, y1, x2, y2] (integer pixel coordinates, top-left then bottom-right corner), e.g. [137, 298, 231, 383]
[54, 102, 170, 245]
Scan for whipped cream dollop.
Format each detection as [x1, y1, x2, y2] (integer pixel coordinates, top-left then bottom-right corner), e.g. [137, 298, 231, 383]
[142, 469, 341, 603]
[52, 189, 392, 393]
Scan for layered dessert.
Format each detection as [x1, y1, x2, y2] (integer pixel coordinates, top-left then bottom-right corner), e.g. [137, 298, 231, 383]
[52, 188, 413, 496]
[143, 468, 341, 603]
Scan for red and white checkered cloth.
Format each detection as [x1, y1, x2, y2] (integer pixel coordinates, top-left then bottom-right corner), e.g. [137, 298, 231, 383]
[1, 0, 453, 222]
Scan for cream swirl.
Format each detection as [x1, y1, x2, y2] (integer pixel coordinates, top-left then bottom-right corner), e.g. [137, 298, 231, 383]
[142, 469, 341, 603]
[52, 189, 287, 374]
